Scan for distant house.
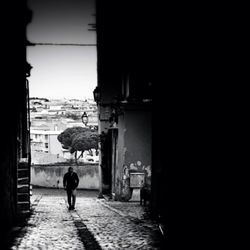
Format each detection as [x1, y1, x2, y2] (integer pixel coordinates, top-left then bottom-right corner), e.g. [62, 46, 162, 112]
[30, 120, 67, 131]
[48, 109, 66, 115]
[66, 122, 85, 128]
[30, 130, 63, 157]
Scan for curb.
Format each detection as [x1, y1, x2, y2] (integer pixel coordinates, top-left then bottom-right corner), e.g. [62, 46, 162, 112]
[96, 199, 127, 218]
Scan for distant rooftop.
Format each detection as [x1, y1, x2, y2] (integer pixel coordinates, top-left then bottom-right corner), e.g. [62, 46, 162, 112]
[30, 129, 63, 135]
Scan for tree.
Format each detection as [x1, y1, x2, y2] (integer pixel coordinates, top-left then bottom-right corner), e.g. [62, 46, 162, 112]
[57, 127, 99, 165]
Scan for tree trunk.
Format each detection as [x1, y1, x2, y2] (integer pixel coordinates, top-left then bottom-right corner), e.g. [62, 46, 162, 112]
[74, 151, 78, 166]
[77, 151, 84, 160]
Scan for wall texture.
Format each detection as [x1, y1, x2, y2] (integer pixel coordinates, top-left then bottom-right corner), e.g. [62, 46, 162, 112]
[115, 106, 152, 200]
[31, 164, 99, 190]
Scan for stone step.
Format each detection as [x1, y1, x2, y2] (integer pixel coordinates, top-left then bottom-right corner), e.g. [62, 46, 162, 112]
[17, 193, 30, 202]
[16, 210, 31, 219]
[17, 201, 30, 211]
[18, 163, 29, 169]
[18, 158, 29, 169]
[18, 169, 29, 178]
[17, 185, 29, 194]
[18, 167, 29, 171]
[18, 177, 29, 185]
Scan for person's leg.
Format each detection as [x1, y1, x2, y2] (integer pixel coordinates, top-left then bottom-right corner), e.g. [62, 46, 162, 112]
[66, 189, 72, 208]
[72, 189, 76, 209]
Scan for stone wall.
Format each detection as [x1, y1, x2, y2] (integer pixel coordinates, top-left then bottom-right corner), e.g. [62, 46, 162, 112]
[31, 164, 99, 190]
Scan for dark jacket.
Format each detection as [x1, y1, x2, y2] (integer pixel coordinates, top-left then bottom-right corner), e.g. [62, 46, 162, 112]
[63, 172, 79, 190]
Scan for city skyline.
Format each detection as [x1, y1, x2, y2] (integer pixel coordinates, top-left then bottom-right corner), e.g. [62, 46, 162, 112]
[27, 0, 97, 99]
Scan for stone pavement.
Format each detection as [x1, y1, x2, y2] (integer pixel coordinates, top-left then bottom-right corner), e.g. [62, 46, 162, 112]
[9, 189, 162, 249]
[99, 199, 151, 220]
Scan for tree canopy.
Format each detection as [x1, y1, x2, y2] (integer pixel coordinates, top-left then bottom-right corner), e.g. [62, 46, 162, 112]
[57, 127, 99, 164]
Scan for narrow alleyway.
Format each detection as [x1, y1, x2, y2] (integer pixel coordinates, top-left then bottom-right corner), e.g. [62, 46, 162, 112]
[9, 189, 162, 249]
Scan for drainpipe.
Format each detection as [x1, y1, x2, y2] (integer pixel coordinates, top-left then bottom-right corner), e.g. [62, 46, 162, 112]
[97, 105, 103, 198]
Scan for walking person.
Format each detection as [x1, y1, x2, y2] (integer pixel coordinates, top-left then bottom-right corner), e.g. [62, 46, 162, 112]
[63, 167, 79, 210]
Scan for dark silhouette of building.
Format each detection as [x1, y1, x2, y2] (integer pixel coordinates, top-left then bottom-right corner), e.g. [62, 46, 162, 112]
[94, 1, 221, 248]
[0, 1, 31, 247]
[95, 0, 164, 240]
[95, 1, 153, 200]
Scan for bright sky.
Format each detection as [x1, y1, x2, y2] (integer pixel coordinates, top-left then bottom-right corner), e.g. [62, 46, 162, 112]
[27, 0, 97, 100]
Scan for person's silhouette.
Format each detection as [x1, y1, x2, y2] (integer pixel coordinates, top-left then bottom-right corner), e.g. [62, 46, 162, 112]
[63, 167, 79, 210]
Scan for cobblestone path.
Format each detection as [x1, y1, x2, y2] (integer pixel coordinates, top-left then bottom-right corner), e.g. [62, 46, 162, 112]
[11, 195, 85, 250]
[74, 197, 161, 249]
[10, 190, 161, 249]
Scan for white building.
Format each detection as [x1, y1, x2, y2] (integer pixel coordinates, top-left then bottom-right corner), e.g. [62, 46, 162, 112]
[30, 130, 63, 156]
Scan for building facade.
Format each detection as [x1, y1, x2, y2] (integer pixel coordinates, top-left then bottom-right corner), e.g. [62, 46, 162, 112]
[0, 1, 31, 246]
[95, 1, 153, 202]
[30, 130, 63, 156]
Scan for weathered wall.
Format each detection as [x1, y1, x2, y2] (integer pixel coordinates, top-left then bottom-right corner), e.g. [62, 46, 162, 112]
[124, 108, 152, 166]
[115, 106, 152, 200]
[31, 164, 99, 190]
